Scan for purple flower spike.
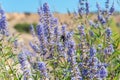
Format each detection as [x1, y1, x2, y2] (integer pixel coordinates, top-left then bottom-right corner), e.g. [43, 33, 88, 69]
[61, 24, 66, 34]
[43, 3, 50, 13]
[108, 44, 114, 54]
[89, 30, 94, 37]
[98, 14, 106, 25]
[57, 42, 65, 57]
[38, 6, 43, 16]
[54, 26, 58, 35]
[104, 48, 108, 54]
[105, 0, 109, 9]
[78, 25, 85, 36]
[109, 2, 115, 15]
[36, 24, 46, 44]
[85, 0, 89, 15]
[18, 52, 32, 80]
[104, 44, 114, 55]
[29, 42, 40, 53]
[105, 28, 112, 37]
[90, 47, 97, 57]
[66, 31, 74, 39]
[18, 53, 27, 66]
[38, 62, 48, 77]
[0, 7, 8, 36]
[99, 66, 108, 79]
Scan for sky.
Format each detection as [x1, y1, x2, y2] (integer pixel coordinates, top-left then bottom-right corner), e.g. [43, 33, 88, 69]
[0, 0, 120, 13]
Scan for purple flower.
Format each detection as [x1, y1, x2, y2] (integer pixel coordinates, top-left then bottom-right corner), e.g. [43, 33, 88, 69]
[89, 30, 94, 37]
[78, 25, 85, 36]
[50, 18, 58, 26]
[36, 24, 47, 47]
[54, 26, 58, 36]
[29, 42, 40, 53]
[68, 48, 74, 57]
[18, 52, 32, 80]
[18, 53, 27, 66]
[20, 47, 35, 67]
[57, 42, 65, 56]
[36, 24, 48, 57]
[78, 0, 85, 16]
[99, 66, 108, 78]
[43, 25, 49, 39]
[85, 0, 89, 15]
[78, 7, 84, 16]
[49, 18, 58, 41]
[108, 44, 114, 53]
[66, 31, 74, 40]
[43, 3, 50, 13]
[101, 17, 106, 24]
[98, 14, 102, 21]
[36, 24, 44, 40]
[105, 0, 109, 9]
[61, 24, 66, 35]
[104, 45, 114, 55]
[90, 47, 97, 57]
[109, 2, 114, 15]
[40, 44, 48, 56]
[0, 8, 5, 15]
[98, 14, 106, 25]
[54, 26, 60, 44]
[67, 41, 75, 57]
[105, 28, 112, 37]
[82, 69, 88, 76]
[104, 48, 108, 54]
[67, 40, 82, 79]
[37, 62, 48, 77]
[57, 42, 64, 51]
[92, 57, 99, 66]
[38, 3, 55, 42]
[0, 7, 8, 36]
[0, 15, 7, 29]
[88, 57, 99, 68]
[38, 6, 43, 16]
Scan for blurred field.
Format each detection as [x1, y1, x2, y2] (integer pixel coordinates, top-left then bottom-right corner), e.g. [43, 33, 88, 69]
[6, 13, 120, 46]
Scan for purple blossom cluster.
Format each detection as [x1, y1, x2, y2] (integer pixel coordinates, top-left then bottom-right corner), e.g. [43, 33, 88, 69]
[0, 0, 117, 79]
[16, 0, 115, 80]
[18, 50, 32, 80]
[37, 62, 48, 77]
[67, 40, 82, 80]
[0, 7, 8, 36]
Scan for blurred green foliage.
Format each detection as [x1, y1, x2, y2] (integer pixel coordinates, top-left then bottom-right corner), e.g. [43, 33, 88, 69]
[14, 23, 37, 33]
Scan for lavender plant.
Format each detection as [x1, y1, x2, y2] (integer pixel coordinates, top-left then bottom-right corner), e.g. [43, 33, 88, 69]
[18, 0, 120, 79]
[0, 7, 21, 80]
[0, 0, 120, 80]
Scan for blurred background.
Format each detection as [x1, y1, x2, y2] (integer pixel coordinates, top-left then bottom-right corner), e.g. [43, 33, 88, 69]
[0, 0, 120, 45]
